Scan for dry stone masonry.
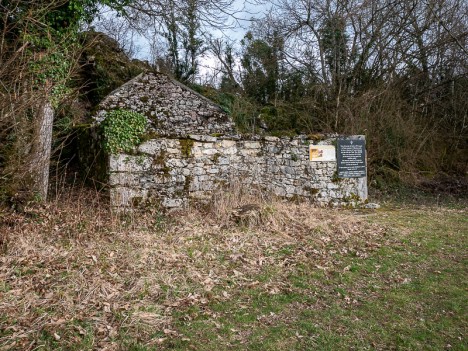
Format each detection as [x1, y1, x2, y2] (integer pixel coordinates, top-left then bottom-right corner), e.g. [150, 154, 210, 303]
[108, 135, 367, 209]
[92, 71, 367, 210]
[94, 71, 235, 137]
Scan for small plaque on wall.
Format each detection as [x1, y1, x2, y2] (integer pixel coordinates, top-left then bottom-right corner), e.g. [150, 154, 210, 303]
[309, 145, 336, 161]
[337, 139, 366, 178]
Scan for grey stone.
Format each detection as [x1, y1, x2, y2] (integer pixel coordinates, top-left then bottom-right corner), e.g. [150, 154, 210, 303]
[110, 155, 152, 172]
[91, 73, 368, 210]
[163, 198, 184, 208]
[189, 134, 217, 142]
[364, 203, 381, 209]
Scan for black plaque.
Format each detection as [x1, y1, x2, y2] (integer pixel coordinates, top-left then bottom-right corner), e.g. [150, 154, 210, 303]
[337, 139, 366, 178]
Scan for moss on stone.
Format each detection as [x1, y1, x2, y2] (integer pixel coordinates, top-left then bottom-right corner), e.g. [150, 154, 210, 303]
[143, 193, 165, 210]
[179, 139, 194, 158]
[153, 150, 167, 166]
[184, 175, 193, 192]
[215, 179, 229, 188]
[332, 171, 343, 183]
[131, 196, 144, 207]
[140, 131, 160, 142]
[307, 133, 326, 142]
[212, 153, 221, 163]
[78, 31, 152, 107]
[343, 192, 362, 203]
[270, 130, 297, 138]
[304, 186, 320, 196]
[289, 194, 305, 203]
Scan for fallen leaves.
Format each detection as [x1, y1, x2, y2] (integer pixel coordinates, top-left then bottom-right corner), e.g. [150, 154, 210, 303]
[0, 189, 392, 350]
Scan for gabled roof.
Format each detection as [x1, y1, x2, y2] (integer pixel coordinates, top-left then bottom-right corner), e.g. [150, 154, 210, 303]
[93, 71, 236, 137]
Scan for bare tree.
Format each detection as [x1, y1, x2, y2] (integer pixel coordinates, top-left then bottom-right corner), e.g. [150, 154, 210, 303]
[0, 1, 75, 202]
[0, 0, 127, 204]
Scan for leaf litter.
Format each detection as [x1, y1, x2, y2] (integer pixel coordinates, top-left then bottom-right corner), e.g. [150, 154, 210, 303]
[0, 188, 391, 350]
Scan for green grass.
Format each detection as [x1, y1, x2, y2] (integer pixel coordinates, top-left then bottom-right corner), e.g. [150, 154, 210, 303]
[163, 207, 467, 350]
[2, 195, 466, 350]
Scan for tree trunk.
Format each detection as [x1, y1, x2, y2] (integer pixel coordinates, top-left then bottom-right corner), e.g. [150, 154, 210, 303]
[30, 101, 54, 201]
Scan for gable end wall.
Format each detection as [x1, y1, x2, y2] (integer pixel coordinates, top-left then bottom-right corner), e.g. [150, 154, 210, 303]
[94, 72, 235, 137]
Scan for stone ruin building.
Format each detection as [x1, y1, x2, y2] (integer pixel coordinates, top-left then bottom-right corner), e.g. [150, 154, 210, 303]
[89, 70, 367, 210]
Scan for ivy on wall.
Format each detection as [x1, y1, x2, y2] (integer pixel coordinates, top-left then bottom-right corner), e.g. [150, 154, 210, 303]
[101, 109, 147, 154]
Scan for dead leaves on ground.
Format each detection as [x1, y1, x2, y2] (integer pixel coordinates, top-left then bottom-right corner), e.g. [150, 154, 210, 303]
[0, 193, 390, 350]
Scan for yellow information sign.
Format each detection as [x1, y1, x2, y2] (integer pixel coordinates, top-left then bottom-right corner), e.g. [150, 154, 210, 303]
[309, 145, 336, 161]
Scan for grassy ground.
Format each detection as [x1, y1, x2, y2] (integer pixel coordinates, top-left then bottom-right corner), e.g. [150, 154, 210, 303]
[0, 189, 466, 350]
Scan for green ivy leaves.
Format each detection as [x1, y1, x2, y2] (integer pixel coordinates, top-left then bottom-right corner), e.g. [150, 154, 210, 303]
[101, 109, 147, 154]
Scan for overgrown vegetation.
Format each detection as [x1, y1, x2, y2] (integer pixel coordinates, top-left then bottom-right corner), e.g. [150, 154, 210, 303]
[78, 31, 151, 106]
[0, 186, 466, 350]
[134, 0, 467, 184]
[0, 0, 128, 204]
[1, 0, 466, 204]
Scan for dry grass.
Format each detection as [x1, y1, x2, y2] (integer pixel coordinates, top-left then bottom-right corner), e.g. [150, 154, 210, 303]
[1, 186, 389, 350]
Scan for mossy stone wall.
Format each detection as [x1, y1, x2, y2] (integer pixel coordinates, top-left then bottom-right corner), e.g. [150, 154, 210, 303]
[108, 135, 367, 209]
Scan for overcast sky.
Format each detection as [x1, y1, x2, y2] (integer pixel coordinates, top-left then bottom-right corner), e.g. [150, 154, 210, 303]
[127, 1, 270, 82]
[92, 1, 271, 83]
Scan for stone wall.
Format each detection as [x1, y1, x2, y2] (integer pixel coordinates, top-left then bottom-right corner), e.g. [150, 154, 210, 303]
[90, 71, 368, 210]
[94, 71, 235, 137]
[109, 135, 367, 209]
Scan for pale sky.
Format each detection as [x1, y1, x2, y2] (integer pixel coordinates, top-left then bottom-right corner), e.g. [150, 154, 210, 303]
[193, 0, 271, 83]
[93, 1, 270, 84]
[137, 0, 269, 55]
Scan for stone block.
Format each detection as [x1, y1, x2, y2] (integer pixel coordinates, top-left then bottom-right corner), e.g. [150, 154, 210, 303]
[162, 198, 185, 208]
[283, 166, 296, 175]
[272, 186, 287, 197]
[193, 167, 206, 175]
[110, 187, 148, 208]
[198, 181, 215, 191]
[167, 158, 187, 168]
[189, 134, 217, 142]
[218, 157, 230, 165]
[244, 141, 261, 149]
[189, 191, 212, 200]
[138, 140, 161, 155]
[191, 147, 205, 157]
[109, 172, 140, 186]
[218, 140, 236, 148]
[240, 149, 258, 156]
[202, 148, 218, 156]
[166, 148, 180, 154]
[110, 154, 152, 172]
